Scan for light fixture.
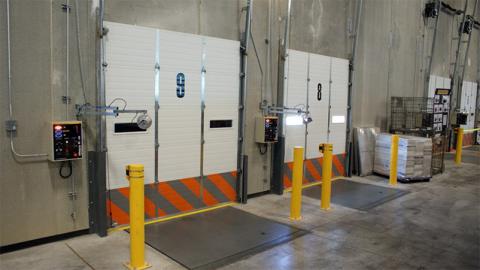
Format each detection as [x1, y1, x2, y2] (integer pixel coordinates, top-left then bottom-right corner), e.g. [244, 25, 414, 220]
[331, 115, 345, 124]
[286, 115, 304, 126]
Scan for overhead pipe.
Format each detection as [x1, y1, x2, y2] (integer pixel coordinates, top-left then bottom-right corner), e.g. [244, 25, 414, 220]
[345, 0, 363, 176]
[271, 0, 292, 195]
[441, 1, 466, 15]
[66, 0, 70, 120]
[237, 0, 253, 203]
[267, 0, 273, 105]
[451, 0, 469, 112]
[74, 0, 88, 103]
[5, 0, 48, 158]
[423, 0, 441, 98]
[458, 0, 478, 108]
[447, 0, 469, 151]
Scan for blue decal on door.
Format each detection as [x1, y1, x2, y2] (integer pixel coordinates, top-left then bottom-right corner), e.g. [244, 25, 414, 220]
[176, 73, 185, 98]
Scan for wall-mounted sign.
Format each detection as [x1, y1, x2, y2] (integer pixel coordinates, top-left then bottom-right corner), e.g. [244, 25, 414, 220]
[433, 88, 450, 134]
[176, 73, 185, 98]
[317, 83, 322, 101]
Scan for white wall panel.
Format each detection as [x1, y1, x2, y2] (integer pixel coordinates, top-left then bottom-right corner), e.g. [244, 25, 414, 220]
[470, 83, 477, 129]
[203, 37, 240, 175]
[104, 22, 156, 189]
[157, 30, 202, 181]
[284, 50, 308, 162]
[428, 75, 437, 97]
[443, 78, 451, 89]
[460, 82, 469, 113]
[306, 54, 330, 159]
[429, 75, 451, 97]
[460, 81, 477, 129]
[328, 57, 349, 155]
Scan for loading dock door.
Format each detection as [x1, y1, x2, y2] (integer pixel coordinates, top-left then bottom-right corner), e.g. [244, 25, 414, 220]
[104, 22, 240, 224]
[284, 50, 308, 163]
[283, 50, 348, 186]
[203, 38, 239, 176]
[329, 57, 349, 155]
[104, 23, 156, 189]
[306, 54, 330, 159]
[157, 31, 202, 181]
[460, 81, 477, 129]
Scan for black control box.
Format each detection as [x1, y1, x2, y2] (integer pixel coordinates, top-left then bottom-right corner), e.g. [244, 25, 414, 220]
[456, 112, 468, 125]
[50, 121, 83, 161]
[255, 116, 278, 143]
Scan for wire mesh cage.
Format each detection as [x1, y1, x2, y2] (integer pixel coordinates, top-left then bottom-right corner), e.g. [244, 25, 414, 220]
[390, 96, 445, 175]
[390, 97, 434, 136]
[431, 135, 447, 175]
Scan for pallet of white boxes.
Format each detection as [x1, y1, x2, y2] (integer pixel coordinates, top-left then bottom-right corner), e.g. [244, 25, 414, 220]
[374, 133, 432, 182]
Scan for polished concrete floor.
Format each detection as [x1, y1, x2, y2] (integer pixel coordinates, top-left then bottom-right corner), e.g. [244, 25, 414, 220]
[1, 151, 479, 270]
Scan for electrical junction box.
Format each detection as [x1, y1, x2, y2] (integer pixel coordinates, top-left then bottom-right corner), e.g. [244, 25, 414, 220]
[255, 116, 278, 143]
[456, 112, 468, 125]
[49, 121, 83, 161]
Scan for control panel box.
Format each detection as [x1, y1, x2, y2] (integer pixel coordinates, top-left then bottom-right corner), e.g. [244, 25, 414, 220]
[49, 121, 83, 161]
[255, 116, 278, 143]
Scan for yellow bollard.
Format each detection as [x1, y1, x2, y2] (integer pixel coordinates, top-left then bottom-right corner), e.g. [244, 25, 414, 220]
[289, 146, 304, 220]
[455, 128, 464, 165]
[389, 135, 399, 186]
[319, 143, 333, 210]
[124, 164, 151, 270]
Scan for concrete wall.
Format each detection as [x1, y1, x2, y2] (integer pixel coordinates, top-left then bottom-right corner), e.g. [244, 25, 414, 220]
[0, 0, 97, 246]
[1, 0, 479, 245]
[353, 0, 479, 129]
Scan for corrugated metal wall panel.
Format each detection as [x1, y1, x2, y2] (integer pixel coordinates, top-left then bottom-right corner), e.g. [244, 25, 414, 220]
[284, 50, 308, 162]
[428, 75, 437, 97]
[203, 37, 240, 175]
[470, 83, 477, 129]
[328, 57, 349, 155]
[306, 54, 330, 159]
[460, 81, 477, 129]
[105, 22, 156, 189]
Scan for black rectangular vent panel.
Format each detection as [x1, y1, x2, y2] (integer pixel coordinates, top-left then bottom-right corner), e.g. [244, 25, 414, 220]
[210, 120, 233, 128]
[114, 123, 146, 133]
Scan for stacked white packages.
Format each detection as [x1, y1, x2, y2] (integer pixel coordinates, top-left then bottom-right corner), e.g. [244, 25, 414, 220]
[374, 133, 432, 179]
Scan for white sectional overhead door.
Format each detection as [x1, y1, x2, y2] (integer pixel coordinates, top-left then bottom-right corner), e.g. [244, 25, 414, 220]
[306, 54, 330, 159]
[461, 81, 477, 129]
[157, 31, 202, 181]
[104, 22, 156, 189]
[203, 37, 240, 175]
[284, 50, 349, 161]
[104, 21, 240, 191]
[329, 57, 349, 155]
[285, 50, 348, 162]
[469, 83, 477, 129]
[284, 50, 308, 162]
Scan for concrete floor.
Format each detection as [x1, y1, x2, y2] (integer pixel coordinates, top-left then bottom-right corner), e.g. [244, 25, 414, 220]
[1, 152, 479, 270]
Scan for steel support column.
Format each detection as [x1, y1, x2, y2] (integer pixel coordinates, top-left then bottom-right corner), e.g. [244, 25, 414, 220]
[345, 0, 363, 177]
[237, 0, 253, 203]
[271, 0, 292, 195]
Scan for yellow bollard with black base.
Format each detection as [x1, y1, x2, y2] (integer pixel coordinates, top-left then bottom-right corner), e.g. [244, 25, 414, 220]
[319, 143, 333, 210]
[289, 146, 304, 220]
[124, 164, 151, 270]
[455, 128, 464, 165]
[389, 135, 399, 186]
